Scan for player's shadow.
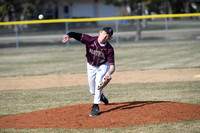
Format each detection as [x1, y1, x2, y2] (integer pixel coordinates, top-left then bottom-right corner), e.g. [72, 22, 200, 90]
[99, 101, 168, 115]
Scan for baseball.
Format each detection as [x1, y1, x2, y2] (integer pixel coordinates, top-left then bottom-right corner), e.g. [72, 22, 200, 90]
[38, 14, 44, 20]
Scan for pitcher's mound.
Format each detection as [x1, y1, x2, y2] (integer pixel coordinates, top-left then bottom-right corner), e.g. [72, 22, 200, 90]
[0, 101, 200, 129]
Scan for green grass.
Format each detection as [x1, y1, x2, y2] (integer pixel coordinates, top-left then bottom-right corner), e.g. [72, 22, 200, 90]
[0, 120, 200, 133]
[0, 43, 200, 77]
[0, 81, 200, 116]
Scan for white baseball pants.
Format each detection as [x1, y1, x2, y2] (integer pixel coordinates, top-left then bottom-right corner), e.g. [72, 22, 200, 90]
[87, 62, 110, 104]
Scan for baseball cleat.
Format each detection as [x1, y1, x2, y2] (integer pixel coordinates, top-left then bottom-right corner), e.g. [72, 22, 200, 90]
[100, 93, 109, 105]
[89, 104, 99, 116]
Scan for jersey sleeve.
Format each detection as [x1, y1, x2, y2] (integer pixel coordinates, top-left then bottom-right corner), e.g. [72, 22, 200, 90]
[80, 34, 97, 45]
[67, 32, 82, 41]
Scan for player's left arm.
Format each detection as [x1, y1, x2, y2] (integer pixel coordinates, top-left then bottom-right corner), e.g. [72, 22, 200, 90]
[105, 45, 115, 77]
[105, 64, 115, 77]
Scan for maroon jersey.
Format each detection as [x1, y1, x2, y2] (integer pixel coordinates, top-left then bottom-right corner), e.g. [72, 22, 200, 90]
[80, 34, 115, 66]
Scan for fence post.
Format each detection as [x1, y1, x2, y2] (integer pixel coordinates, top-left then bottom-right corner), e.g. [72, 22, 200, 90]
[115, 20, 119, 47]
[65, 22, 69, 48]
[14, 25, 19, 52]
[165, 17, 169, 45]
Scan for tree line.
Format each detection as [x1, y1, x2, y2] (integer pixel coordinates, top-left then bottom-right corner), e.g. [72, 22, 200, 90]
[0, 0, 199, 22]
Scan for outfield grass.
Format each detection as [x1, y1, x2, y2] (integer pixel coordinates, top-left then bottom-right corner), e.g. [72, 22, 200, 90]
[0, 43, 200, 132]
[0, 43, 200, 77]
[0, 81, 200, 116]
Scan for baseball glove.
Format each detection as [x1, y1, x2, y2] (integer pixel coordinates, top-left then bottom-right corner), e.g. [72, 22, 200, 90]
[97, 75, 112, 90]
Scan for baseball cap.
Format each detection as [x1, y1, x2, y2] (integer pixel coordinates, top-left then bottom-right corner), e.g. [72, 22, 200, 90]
[102, 27, 113, 36]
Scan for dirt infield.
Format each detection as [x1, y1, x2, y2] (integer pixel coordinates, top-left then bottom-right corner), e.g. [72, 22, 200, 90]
[0, 68, 200, 129]
[0, 68, 200, 90]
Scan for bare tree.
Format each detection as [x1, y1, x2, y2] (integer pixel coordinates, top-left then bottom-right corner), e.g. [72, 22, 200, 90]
[104, 0, 144, 41]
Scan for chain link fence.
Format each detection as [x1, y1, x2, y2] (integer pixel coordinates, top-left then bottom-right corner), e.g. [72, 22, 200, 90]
[0, 15, 200, 53]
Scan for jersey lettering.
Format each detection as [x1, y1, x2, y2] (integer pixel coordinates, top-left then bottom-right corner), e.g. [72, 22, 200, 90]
[89, 49, 105, 59]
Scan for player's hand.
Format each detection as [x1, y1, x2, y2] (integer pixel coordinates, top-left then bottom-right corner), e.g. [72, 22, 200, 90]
[104, 71, 111, 78]
[62, 35, 69, 43]
[104, 73, 110, 79]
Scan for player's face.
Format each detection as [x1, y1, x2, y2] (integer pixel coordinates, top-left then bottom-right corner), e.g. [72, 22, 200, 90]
[98, 30, 111, 44]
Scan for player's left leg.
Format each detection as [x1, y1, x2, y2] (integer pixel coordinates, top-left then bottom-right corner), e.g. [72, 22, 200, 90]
[94, 62, 110, 104]
[89, 62, 109, 116]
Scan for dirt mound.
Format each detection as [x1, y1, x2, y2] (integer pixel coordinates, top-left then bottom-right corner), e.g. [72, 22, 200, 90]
[0, 101, 200, 129]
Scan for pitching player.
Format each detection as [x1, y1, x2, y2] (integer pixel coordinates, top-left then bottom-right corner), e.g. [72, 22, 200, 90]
[62, 27, 115, 116]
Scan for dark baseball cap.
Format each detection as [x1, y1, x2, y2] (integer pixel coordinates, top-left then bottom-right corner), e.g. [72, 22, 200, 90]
[102, 27, 113, 36]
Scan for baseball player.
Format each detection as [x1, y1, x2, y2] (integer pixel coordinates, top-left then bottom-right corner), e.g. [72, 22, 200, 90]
[62, 27, 115, 116]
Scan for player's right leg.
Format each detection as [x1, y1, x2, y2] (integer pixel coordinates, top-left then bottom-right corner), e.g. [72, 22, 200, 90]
[87, 63, 100, 116]
[87, 63, 97, 95]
